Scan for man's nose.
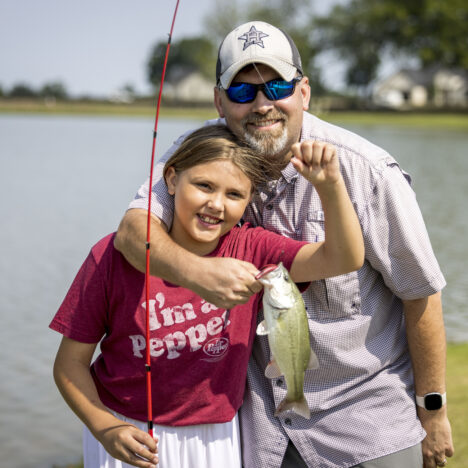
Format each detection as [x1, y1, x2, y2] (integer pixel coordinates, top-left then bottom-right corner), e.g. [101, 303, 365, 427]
[250, 89, 275, 114]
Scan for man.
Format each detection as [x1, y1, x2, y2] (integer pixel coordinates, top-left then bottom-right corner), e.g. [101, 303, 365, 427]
[115, 21, 454, 468]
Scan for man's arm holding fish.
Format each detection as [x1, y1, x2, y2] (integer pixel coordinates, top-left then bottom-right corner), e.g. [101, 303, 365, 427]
[115, 211, 261, 309]
[115, 140, 362, 307]
[289, 140, 364, 283]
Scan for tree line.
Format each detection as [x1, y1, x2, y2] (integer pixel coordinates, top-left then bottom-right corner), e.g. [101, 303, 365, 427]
[148, 0, 468, 95]
[0, 81, 68, 100]
[5, 0, 467, 101]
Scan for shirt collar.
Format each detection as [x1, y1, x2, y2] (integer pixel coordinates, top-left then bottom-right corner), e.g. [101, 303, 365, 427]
[281, 161, 299, 184]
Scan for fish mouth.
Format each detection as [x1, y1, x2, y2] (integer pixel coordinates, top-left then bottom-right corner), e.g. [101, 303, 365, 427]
[255, 264, 279, 280]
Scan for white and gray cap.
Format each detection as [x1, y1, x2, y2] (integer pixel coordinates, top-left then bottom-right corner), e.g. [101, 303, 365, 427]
[216, 21, 303, 89]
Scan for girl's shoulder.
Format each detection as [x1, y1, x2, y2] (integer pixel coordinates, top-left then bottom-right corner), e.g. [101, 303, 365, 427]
[87, 233, 139, 280]
[220, 223, 270, 245]
[91, 232, 115, 252]
[215, 223, 287, 265]
[88, 232, 118, 265]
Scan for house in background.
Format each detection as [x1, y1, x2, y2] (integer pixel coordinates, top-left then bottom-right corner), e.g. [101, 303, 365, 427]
[433, 69, 468, 108]
[372, 69, 432, 109]
[163, 68, 214, 105]
[372, 67, 468, 109]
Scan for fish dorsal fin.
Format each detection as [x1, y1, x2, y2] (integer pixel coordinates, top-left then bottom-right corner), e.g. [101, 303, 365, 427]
[307, 351, 320, 370]
[256, 320, 270, 335]
[265, 359, 283, 378]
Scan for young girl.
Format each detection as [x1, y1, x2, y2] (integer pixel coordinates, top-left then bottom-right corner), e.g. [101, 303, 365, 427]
[50, 125, 364, 468]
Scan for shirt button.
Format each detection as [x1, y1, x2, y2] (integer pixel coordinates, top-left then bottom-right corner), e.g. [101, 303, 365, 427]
[266, 204, 273, 210]
[284, 418, 292, 426]
[276, 379, 284, 387]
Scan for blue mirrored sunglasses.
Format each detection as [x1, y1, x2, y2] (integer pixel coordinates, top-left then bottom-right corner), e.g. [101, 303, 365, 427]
[225, 76, 303, 104]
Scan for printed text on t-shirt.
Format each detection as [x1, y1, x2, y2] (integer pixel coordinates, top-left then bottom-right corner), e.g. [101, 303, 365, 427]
[129, 292, 231, 360]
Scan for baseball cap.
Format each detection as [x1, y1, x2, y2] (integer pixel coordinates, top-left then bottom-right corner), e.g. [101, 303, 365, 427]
[216, 21, 303, 89]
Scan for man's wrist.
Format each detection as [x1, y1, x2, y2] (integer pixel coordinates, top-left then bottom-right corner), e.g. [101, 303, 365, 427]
[416, 392, 447, 411]
[183, 255, 209, 292]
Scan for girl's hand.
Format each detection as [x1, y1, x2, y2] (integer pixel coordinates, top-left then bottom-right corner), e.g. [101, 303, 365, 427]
[53, 337, 158, 467]
[290, 140, 341, 187]
[99, 423, 159, 468]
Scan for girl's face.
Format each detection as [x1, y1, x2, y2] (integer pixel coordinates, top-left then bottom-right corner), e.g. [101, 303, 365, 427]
[165, 159, 253, 255]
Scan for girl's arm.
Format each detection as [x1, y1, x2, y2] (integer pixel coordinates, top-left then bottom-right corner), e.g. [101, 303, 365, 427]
[289, 140, 364, 283]
[53, 336, 158, 468]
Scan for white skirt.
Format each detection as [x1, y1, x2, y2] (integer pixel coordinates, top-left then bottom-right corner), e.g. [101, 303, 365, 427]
[83, 411, 241, 468]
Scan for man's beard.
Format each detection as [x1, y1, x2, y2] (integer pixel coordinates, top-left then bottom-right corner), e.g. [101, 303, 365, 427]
[239, 110, 291, 179]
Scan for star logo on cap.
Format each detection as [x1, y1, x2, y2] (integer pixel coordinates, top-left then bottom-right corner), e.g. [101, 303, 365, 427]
[238, 26, 269, 50]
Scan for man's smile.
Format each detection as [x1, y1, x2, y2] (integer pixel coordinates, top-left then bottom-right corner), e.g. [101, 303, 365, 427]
[248, 118, 283, 131]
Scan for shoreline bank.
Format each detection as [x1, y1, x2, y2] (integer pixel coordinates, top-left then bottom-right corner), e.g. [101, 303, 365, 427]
[2, 99, 468, 130]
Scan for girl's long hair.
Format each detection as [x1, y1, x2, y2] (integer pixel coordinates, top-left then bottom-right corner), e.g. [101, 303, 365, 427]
[163, 125, 266, 191]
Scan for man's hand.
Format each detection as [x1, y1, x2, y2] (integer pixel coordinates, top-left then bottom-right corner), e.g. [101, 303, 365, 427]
[97, 423, 158, 468]
[115, 209, 263, 309]
[418, 407, 454, 468]
[290, 140, 341, 187]
[404, 293, 454, 468]
[189, 257, 262, 309]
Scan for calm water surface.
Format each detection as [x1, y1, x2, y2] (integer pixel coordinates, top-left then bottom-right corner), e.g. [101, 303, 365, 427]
[1, 114, 467, 467]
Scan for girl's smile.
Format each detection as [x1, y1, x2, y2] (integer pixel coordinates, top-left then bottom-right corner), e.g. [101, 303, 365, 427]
[165, 159, 253, 256]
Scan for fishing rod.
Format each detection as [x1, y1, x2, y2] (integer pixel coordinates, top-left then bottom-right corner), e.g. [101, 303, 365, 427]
[144, 0, 180, 438]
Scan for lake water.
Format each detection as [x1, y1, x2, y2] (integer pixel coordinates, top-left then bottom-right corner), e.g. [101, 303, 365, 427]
[1, 114, 467, 467]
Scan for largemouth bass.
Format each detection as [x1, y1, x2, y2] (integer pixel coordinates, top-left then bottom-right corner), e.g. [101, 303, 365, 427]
[256, 263, 319, 419]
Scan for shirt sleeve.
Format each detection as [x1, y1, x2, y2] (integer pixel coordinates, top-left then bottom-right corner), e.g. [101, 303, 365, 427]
[128, 136, 183, 229]
[362, 162, 446, 299]
[49, 250, 109, 343]
[248, 226, 309, 274]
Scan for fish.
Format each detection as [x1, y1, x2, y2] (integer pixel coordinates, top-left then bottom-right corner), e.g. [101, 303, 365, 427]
[256, 263, 319, 419]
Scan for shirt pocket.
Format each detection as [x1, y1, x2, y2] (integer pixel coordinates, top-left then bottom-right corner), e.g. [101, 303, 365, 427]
[322, 272, 362, 319]
[301, 210, 325, 242]
[302, 210, 362, 319]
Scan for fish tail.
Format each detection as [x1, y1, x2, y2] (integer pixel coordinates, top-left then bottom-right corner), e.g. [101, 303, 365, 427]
[274, 395, 310, 419]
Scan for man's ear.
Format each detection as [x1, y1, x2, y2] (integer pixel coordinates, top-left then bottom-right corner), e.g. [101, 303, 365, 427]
[214, 86, 225, 118]
[299, 76, 311, 111]
[165, 166, 177, 195]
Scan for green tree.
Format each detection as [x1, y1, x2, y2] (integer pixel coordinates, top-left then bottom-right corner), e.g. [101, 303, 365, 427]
[147, 0, 327, 94]
[314, 0, 468, 89]
[147, 36, 217, 87]
[9, 83, 37, 98]
[40, 81, 68, 100]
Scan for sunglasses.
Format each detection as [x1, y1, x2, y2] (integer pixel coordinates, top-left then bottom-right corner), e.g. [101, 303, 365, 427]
[225, 76, 303, 104]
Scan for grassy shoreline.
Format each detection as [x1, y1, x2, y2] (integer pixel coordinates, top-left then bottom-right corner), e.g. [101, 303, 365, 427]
[3, 99, 468, 130]
[57, 342, 467, 468]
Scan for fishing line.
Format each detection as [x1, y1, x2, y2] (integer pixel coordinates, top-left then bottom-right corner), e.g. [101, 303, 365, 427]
[253, 62, 268, 85]
[144, 0, 180, 438]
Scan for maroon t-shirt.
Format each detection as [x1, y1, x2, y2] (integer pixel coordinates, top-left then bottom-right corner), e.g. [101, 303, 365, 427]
[50, 224, 307, 425]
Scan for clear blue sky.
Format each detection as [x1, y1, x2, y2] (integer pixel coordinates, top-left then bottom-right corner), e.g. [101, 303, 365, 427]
[0, 0, 217, 97]
[1, 0, 349, 98]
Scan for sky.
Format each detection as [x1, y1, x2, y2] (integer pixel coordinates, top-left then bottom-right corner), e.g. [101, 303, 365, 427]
[0, 0, 348, 98]
[0, 0, 218, 97]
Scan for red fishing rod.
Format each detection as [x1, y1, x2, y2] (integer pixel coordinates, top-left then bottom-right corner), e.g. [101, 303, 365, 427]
[144, 0, 180, 438]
